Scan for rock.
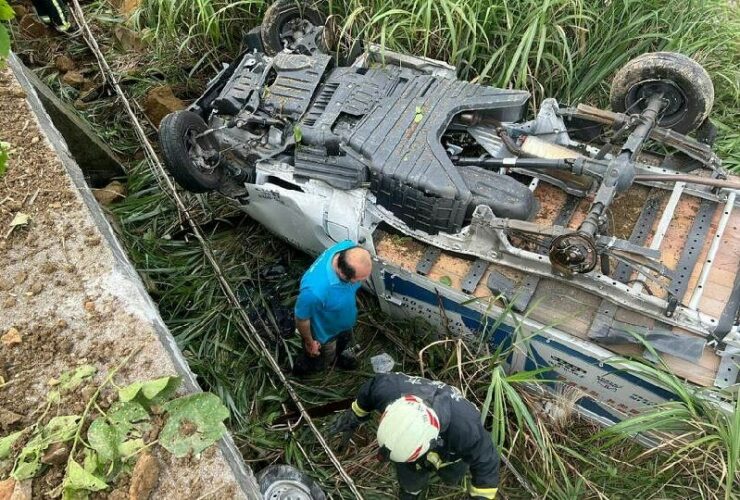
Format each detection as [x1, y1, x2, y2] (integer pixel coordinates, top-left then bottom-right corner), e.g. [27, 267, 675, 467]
[54, 55, 76, 73]
[18, 14, 52, 39]
[114, 26, 144, 52]
[9, 479, 31, 500]
[128, 452, 160, 500]
[0, 478, 15, 500]
[61, 71, 86, 89]
[41, 443, 69, 465]
[92, 181, 127, 205]
[115, 0, 142, 15]
[0, 407, 23, 429]
[142, 86, 185, 126]
[1, 328, 21, 346]
[12, 5, 27, 17]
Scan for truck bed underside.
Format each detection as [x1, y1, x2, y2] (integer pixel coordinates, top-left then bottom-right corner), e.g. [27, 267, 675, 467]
[374, 178, 740, 388]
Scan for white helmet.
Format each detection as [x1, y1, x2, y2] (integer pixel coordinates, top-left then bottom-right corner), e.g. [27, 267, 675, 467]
[376, 395, 441, 462]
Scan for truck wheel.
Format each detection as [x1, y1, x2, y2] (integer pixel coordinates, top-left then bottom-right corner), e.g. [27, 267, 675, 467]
[261, 0, 326, 55]
[257, 464, 326, 500]
[159, 111, 221, 193]
[610, 52, 714, 134]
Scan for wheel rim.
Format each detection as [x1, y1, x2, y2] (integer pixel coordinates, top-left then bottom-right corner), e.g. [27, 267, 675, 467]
[263, 479, 315, 500]
[624, 78, 688, 127]
[185, 128, 217, 174]
[278, 17, 318, 49]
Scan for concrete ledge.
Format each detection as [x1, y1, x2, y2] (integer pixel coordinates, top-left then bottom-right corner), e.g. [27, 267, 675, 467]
[1, 54, 261, 499]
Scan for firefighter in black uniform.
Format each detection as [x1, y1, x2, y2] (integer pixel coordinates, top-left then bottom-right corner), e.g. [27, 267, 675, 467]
[331, 372, 499, 499]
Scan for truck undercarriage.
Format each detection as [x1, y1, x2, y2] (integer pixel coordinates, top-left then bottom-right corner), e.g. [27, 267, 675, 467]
[158, 0, 739, 420]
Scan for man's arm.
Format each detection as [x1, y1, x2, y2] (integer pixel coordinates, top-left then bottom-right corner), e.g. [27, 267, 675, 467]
[295, 318, 319, 356]
[295, 290, 321, 357]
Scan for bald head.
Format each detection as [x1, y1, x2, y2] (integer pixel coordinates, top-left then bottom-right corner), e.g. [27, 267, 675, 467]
[335, 247, 372, 283]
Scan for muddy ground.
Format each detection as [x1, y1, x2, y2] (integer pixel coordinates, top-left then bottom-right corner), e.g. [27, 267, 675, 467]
[0, 65, 251, 499]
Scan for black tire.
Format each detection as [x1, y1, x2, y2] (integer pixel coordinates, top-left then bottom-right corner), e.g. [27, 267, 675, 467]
[261, 0, 326, 56]
[257, 464, 326, 500]
[610, 52, 714, 134]
[159, 110, 221, 193]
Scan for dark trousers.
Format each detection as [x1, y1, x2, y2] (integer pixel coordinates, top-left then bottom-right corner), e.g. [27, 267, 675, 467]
[31, 0, 69, 27]
[292, 330, 352, 375]
[396, 460, 468, 499]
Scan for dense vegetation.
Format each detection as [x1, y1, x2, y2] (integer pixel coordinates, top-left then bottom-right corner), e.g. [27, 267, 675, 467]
[9, 0, 738, 497]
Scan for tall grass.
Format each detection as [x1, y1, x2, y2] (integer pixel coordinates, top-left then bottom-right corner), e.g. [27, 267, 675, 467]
[135, 0, 739, 169]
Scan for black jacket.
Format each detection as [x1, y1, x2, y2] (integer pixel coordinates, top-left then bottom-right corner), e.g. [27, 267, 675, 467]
[352, 372, 499, 490]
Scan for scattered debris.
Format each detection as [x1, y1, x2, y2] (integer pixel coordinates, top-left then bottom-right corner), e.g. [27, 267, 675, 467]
[92, 180, 127, 205]
[142, 86, 184, 126]
[18, 15, 51, 39]
[1, 327, 21, 346]
[54, 55, 76, 73]
[371, 353, 395, 373]
[61, 70, 85, 89]
[113, 26, 143, 52]
[40, 443, 69, 465]
[0, 407, 23, 429]
[113, 0, 142, 16]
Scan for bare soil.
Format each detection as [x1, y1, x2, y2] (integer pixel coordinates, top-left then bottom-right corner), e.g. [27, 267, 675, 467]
[0, 66, 245, 499]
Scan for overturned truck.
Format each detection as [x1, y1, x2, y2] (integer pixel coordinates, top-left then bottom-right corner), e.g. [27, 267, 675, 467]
[159, 0, 739, 426]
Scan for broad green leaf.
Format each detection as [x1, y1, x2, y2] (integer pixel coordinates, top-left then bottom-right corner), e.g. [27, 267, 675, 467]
[0, 2, 14, 21]
[160, 393, 229, 458]
[59, 365, 97, 392]
[64, 459, 107, 492]
[293, 126, 303, 143]
[44, 416, 80, 443]
[414, 106, 423, 123]
[118, 439, 145, 458]
[119, 376, 180, 404]
[0, 25, 9, 61]
[82, 449, 98, 474]
[12, 459, 42, 481]
[87, 419, 118, 463]
[107, 401, 149, 436]
[439, 276, 452, 286]
[88, 402, 149, 464]
[0, 430, 23, 459]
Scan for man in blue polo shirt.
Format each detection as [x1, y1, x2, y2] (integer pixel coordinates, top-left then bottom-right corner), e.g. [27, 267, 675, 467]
[293, 240, 372, 375]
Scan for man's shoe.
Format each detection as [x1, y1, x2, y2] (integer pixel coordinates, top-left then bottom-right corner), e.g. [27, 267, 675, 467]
[336, 351, 358, 370]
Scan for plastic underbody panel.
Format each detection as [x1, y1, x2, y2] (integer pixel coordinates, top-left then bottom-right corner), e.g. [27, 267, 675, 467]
[216, 54, 535, 234]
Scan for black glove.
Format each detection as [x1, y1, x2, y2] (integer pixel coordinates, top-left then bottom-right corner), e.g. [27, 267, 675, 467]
[329, 409, 363, 449]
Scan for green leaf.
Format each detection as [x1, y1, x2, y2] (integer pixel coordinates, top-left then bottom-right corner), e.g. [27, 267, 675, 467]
[439, 275, 452, 286]
[12, 416, 80, 479]
[0, 141, 9, 177]
[160, 393, 229, 458]
[414, 106, 424, 123]
[0, 430, 23, 459]
[64, 459, 107, 492]
[293, 126, 303, 143]
[88, 402, 149, 464]
[44, 416, 80, 442]
[59, 365, 97, 392]
[0, 25, 8, 61]
[118, 439, 145, 458]
[87, 419, 118, 463]
[0, 1, 14, 21]
[119, 376, 180, 404]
